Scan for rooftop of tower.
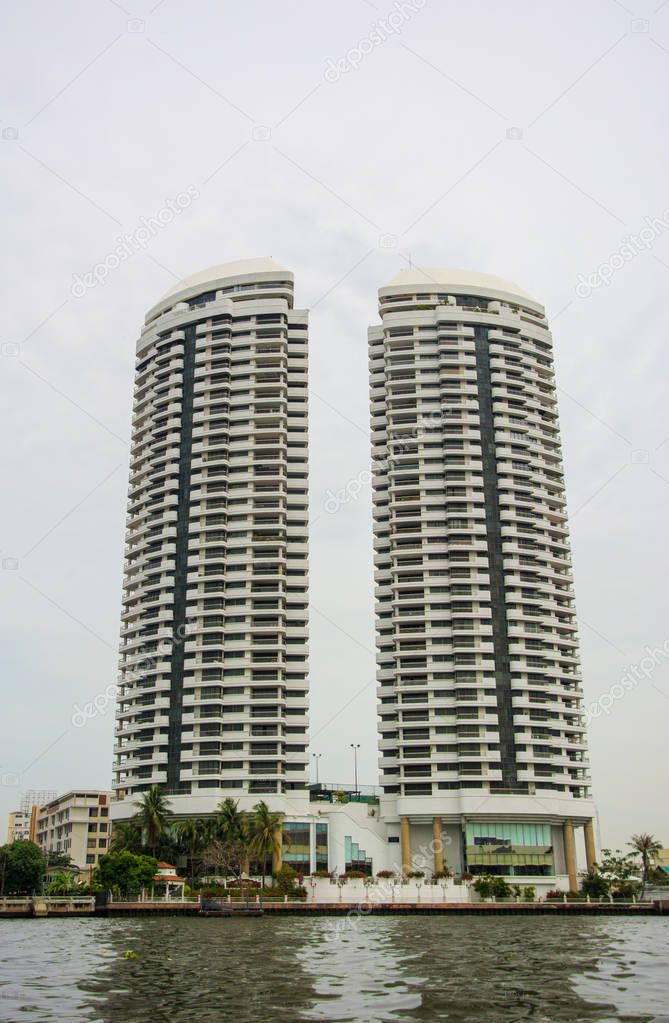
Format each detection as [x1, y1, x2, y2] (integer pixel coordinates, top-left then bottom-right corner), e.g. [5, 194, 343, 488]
[380, 267, 541, 308]
[159, 257, 292, 302]
[143, 257, 295, 327]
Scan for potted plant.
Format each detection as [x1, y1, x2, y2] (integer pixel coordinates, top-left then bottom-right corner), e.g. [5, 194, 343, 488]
[431, 868, 453, 883]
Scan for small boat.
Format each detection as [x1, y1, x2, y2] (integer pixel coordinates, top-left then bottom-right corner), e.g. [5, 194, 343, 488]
[199, 898, 263, 917]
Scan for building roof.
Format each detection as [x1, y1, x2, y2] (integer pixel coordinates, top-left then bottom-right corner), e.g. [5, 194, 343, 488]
[39, 790, 111, 813]
[380, 267, 535, 302]
[159, 257, 291, 302]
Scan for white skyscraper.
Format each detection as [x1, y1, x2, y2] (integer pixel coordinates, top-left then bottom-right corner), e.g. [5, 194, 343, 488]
[113, 258, 309, 819]
[369, 268, 597, 889]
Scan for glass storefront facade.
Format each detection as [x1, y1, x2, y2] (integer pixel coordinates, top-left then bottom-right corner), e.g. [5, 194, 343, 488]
[344, 834, 372, 875]
[283, 822, 310, 875]
[281, 821, 329, 875]
[315, 822, 328, 872]
[465, 821, 554, 877]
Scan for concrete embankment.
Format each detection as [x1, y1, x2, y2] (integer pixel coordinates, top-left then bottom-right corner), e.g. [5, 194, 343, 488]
[2, 898, 667, 918]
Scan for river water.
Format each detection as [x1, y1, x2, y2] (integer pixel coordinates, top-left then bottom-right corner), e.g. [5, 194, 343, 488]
[0, 916, 667, 1022]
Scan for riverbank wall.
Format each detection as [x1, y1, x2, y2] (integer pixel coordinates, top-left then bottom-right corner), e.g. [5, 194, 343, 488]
[2, 897, 667, 918]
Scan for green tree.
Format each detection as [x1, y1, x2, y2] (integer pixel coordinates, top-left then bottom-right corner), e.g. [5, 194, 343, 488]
[133, 786, 172, 857]
[110, 819, 144, 855]
[0, 841, 45, 895]
[175, 818, 213, 884]
[249, 801, 281, 888]
[599, 848, 640, 899]
[94, 851, 158, 898]
[46, 850, 74, 869]
[629, 834, 663, 885]
[201, 799, 254, 899]
[580, 870, 609, 899]
[215, 797, 249, 843]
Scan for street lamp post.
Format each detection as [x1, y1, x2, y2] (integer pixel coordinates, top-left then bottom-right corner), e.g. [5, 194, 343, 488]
[312, 752, 322, 786]
[350, 743, 360, 798]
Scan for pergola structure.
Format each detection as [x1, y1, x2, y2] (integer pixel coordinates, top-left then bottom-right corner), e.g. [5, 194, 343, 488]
[152, 862, 186, 900]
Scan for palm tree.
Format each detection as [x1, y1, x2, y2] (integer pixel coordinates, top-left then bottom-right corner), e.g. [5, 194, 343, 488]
[110, 819, 144, 854]
[175, 819, 211, 884]
[47, 871, 78, 896]
[210, 798, 253, 900]
[249, 801, 281, 888]
[134, 785, 172, 857]
[216, 797, 248, 843]
[629, 833, 663, 884]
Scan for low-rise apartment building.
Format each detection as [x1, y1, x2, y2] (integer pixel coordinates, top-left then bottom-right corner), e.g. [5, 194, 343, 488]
[36, 791, 113, 871]
[5, 810, 31, 844]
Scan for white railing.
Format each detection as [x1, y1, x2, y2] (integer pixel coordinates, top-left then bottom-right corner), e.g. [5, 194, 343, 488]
[0, 898, 33, 910]
[107, 896, 200, 905]
[0, 896, 95, 912]
[44, 897, 95, 908]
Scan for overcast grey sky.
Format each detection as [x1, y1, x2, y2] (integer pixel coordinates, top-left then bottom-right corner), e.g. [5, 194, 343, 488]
[1, 0, 668, 850]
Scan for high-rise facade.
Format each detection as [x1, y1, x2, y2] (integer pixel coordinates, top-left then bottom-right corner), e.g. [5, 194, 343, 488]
[113, 258, 310, 818]
[369, 268, 597, 888]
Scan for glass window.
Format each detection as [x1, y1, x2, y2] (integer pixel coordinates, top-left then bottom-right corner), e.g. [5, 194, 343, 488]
[464, 821, 554, 877]
[344, 835, 372, 876]
[283, 822, 310, 874]
[315, 822, 328, 872]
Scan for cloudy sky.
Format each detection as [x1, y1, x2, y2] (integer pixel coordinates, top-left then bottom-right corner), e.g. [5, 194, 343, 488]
[1, 0, 668, 851]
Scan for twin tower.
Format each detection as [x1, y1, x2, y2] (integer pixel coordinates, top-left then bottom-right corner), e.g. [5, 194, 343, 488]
[112, 257, 597, 889]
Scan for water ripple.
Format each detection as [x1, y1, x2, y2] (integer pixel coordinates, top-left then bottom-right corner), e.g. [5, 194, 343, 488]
[0, 915, 667, 1022]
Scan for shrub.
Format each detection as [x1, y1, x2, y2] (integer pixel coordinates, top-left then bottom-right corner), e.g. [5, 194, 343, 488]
[512, 884, 536, 902]
[491, 876, 512, 899]
[343, 870, 367, 879]
[472, 874, 494, 898]
[580, 871, 609, 899]
[376, 870, 395, 879]
[612, 880, 639, 900]
[273, 864, 299, 895]
[405, 870, 425, 879]
[545, 889, 581, 901]
[200, 884, 228, 897]
[473, 874, 512, 899]
[47, 871, 81, 896]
